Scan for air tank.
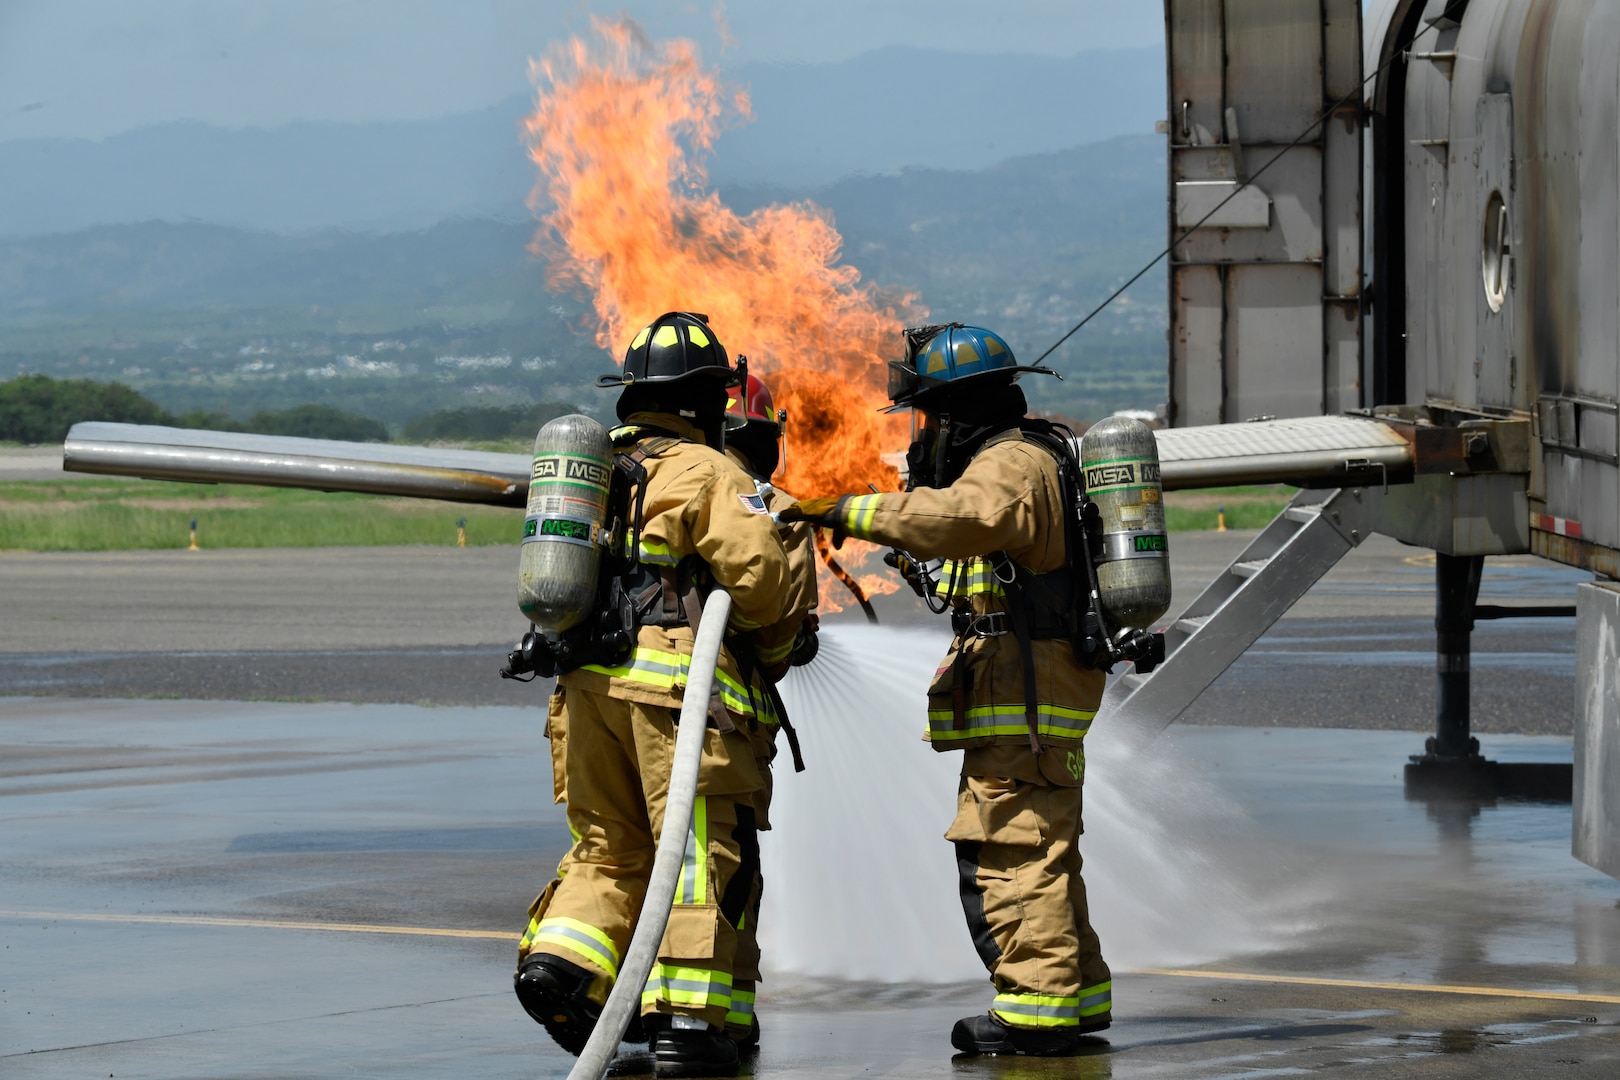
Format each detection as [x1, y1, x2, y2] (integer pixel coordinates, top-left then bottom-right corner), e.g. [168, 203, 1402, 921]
[1080, 416, 1171, 629]
[517, 414, 613, 633]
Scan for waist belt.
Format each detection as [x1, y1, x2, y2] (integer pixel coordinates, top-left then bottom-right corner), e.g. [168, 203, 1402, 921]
[950, 607, 1069, 639]
[951, 610, 1009, 638]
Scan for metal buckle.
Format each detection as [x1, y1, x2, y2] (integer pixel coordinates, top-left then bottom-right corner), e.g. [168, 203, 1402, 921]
[966, 612, 1009, 638]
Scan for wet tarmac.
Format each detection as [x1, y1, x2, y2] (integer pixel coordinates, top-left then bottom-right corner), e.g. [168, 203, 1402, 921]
[2, 531, 1612, 1075]
[0, 535, 1591, 737]
[4, 695, 1619, 1078]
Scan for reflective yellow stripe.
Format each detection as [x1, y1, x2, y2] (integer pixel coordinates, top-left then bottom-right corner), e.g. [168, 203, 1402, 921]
[936, 558, 1005, 599]
[675, 796, 709, 906]
[756, 636, 793, 665]
[992, 982, 1110, 1028]
[637, 540, 679, 566]
[525, 917, 621, 979]
[583, 648, 683, 690]
[642, 964, 733, 1009]
[583, 648, 771, 720]
[926, 702, 1094, 742]
[1078, 980, 1113, 1017]
[726, 986, 756, 1027]
[841, 494, 882, 539]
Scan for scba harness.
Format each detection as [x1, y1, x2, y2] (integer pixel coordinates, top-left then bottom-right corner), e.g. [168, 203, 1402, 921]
[501, 427, 809, 767]
[923, 421, 1166, 754]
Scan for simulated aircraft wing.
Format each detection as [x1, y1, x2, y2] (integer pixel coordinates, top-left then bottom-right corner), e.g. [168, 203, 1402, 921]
[64, 415, 1419, 498]
[62, 422, 532, 507]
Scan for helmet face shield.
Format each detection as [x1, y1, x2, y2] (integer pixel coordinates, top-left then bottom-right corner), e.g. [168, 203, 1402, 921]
[725, 370, 777, 433]
[887, 359, 921, 407]
[905, 407, 942, 489]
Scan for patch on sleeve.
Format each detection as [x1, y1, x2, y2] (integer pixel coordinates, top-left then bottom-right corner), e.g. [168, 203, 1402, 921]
[738, 493, 769, 514]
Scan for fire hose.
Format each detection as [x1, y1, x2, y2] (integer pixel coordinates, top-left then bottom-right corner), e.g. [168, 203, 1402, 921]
[566, 588, 732, 1080]
[814, 528, 878, 624]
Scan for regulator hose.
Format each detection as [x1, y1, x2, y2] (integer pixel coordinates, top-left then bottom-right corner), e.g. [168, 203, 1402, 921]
[565, 589, 733, 1080]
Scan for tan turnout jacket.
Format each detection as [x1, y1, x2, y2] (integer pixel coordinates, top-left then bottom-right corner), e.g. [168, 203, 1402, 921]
[560, 412, 794, 721]
[835, 428, 1104, 782]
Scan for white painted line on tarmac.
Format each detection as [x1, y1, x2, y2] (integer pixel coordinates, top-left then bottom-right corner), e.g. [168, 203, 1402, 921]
[8, 911, 1617, 1006]
[0, 909, 517, 941]
[1140, 967, 1620, 1007]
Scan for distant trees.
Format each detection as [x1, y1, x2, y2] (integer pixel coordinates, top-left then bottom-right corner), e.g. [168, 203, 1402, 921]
[0, 375, 388, 444]
[0, 374, 582, 446]
[0, 374, 169, 443]
[401, 401, 578, 443]
[176, 403, 389, 442]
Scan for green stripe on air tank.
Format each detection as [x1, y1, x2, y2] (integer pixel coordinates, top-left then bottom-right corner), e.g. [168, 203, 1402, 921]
[522, 514, 596, 547]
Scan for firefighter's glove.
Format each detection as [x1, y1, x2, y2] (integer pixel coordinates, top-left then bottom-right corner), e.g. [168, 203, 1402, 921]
[787, 614, 821, 669]
[883, 548, 929, 598]
[777, 495, 850, 546]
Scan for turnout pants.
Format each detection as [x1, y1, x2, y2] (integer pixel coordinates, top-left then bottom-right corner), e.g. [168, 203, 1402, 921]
[725, 715, 781, 1038]
[947, 747, 1112, 1031]
[517, 685, 763, 1030]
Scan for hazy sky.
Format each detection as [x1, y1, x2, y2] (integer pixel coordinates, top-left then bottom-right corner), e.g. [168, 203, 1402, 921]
[0, 1, 1163, 143]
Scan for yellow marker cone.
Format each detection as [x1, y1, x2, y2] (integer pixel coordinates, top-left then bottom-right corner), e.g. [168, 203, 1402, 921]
[188, 518, 201, 551]
[456, 517, 467, 548]
[1216, 507, 1227, 532]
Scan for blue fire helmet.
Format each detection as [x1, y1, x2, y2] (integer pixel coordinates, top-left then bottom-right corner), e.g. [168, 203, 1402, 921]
[886, 323, 1057, 409]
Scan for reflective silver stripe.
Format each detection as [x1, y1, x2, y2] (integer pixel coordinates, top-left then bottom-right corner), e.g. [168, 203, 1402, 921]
[529, 919, 620, 978]
[993, 999, 1081, 1020]
[1078, 986, 1112, 1013]
[642, 968, 733, 1007]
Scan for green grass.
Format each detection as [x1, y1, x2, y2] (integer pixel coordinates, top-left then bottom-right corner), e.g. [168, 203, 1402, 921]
[0, 477, 1290, 552]
[1163, 485, 1293, 533]
[0, 478, 521, 551]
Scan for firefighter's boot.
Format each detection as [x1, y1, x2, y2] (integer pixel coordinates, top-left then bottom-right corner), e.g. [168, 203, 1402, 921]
[646, 1015, 741, 1078]
[950, 1012, 1109, 1057]
[514, 954, 600, 1056]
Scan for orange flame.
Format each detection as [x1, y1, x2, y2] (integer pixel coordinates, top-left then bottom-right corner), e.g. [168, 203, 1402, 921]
[523, 16, 917, 502]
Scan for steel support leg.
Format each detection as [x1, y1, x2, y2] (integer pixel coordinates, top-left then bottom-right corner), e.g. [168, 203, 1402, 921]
[1429, 553, 1483, 762]
[1405, 553, 1571, 802]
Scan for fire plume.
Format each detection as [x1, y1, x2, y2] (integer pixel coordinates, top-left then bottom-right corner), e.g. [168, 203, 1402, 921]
[523, 16, 916, 503]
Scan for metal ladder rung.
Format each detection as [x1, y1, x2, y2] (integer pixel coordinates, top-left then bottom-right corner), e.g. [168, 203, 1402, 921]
[1231, 559, 1270, 579]
[1173, 615, 1209, 635]
[1283, 506, 1322, 524]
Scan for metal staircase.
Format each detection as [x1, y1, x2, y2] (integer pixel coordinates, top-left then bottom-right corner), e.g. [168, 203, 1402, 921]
[1103, 486, 1384, 742]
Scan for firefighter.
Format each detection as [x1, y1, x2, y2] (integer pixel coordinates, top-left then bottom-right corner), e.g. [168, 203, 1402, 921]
[514, 311, 795, 1078]
[721, 372, 820, 1050]
[780, 324, 1113, 1057]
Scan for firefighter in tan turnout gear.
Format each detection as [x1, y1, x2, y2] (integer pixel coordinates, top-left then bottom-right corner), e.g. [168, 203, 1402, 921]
[782, 323, 1162, 1057]
[721, 371, 820, 1049]
[511, 311, 795, 1078]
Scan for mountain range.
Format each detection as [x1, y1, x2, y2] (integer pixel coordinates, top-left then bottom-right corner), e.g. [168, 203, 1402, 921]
[0, 45, 1165, 237]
